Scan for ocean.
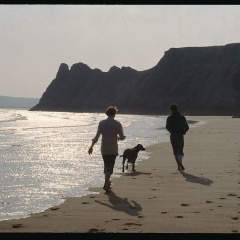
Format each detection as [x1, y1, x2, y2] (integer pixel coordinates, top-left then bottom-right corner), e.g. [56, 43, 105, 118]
[0, 108, 169, 221]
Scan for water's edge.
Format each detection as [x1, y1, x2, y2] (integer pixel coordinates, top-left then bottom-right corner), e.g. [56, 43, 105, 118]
[13, 120, 200, 222]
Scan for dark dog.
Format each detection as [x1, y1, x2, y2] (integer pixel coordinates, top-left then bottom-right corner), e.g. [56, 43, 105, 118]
[120, 144, 145, 172]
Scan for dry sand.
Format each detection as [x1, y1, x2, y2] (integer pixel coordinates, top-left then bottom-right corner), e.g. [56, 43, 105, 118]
[0, 116, 239, 233]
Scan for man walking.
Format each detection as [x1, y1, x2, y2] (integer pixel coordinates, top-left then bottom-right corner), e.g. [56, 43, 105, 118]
[88, 106, 126, 192]
[166, 103, 189, 171]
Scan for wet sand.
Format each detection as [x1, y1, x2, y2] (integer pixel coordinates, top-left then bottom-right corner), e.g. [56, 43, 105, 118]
[0, 116, 239, 233]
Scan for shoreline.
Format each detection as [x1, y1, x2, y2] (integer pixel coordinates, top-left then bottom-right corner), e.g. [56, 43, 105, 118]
[0, 116, 239, 233]
[0, 114, 175, 223]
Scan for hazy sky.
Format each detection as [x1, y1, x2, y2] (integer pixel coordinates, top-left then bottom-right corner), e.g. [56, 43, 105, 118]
[0, 5, 240, 98]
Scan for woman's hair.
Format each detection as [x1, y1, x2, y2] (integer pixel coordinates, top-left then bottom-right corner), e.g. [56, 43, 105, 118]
[170, 103, 178, 112]
[106, 106, 118, 116]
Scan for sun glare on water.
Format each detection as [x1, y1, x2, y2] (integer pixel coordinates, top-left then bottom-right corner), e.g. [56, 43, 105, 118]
[0, 109, 168, 220]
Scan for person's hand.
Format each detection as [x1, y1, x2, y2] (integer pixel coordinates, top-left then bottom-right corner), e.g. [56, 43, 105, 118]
[88, 147, 93, 155]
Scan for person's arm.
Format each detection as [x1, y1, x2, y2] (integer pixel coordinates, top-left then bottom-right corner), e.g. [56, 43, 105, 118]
[118, 123, 126, 141]
[88, 122, 101, 155]
[88, 141, 95, 155]
[183, 117, 189, 135]
[166, 117, 172, 133]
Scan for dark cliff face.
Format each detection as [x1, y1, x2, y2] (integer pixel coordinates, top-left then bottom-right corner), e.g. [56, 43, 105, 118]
[31, 43, 240, 115]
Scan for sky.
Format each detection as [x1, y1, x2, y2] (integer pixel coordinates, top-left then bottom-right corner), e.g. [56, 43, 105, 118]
[0, 5, 240, 98]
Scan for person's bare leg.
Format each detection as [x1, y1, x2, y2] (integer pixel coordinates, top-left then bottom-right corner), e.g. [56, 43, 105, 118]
[175, 155, 185, 171]
[103, 172, 111, 192]
[179, 155, 185, 171]
[174, 155, 182, 171]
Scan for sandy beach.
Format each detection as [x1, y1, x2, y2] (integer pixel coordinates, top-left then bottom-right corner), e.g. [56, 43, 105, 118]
[0, 116, 239, 233]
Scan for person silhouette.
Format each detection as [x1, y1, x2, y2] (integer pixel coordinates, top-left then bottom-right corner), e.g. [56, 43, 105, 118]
[166, 103, 189, 171]
[88, 106, 126, 192]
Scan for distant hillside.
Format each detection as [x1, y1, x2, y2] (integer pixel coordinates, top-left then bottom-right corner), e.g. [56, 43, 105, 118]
[0, 96, 39, 109]
[30, 43, 240, 115]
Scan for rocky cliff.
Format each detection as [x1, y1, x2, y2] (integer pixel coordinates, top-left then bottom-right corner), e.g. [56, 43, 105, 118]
[30, 43, 240, 115]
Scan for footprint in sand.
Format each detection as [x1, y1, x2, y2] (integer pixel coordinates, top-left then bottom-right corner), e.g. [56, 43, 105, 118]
[112, 219, 120, 220]
[232, 230, 238, 233]
[174, 216, 183, 218]
[206, 201, 214, 203]
[90, 196, 95, 198]
[82, 202, 90, 204]
[138, 215, 144, 218]
[181, 203, 190, 207]
[231, 217, 238, 220]
[218, 206, 223, 208]
[193, 211, 200, 213]
[161, 212, 168, 214]
[87, 228, 104, 233]
[148, 197, 157, 199]
[125, 223, 142, 226]
[150, 189, 156, 191]
[228, 193, 237, 196]
[12, 224, 23, 228]
[220, 198, 226, 200]
[51, 207, 59, 210]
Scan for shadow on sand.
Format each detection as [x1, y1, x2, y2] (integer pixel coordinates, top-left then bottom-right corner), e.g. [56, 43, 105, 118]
[122, 171, 152, 177]
[95, 190, 142, 216]
[180, 172, 213, 186]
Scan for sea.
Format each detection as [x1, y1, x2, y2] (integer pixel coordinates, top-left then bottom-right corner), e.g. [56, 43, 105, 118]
[0, 108, 170, 221]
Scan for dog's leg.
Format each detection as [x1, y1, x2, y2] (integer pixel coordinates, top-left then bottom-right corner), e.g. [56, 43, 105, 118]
[132, 159, 136, 172]
[126, 160, 128, 171]
[122, 157, 126, 172]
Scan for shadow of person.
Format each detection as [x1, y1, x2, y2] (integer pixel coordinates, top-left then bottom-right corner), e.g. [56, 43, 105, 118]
[95, 190, 142, 216]
[180, 171, 213, 186]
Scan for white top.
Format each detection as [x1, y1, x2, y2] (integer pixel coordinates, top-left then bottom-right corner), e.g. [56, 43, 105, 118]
[92, 116, 126, 155]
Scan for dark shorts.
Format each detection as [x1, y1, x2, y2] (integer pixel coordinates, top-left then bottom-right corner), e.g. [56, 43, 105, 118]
[102, 155, 117, 174]
[170, 134, 184, 156]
